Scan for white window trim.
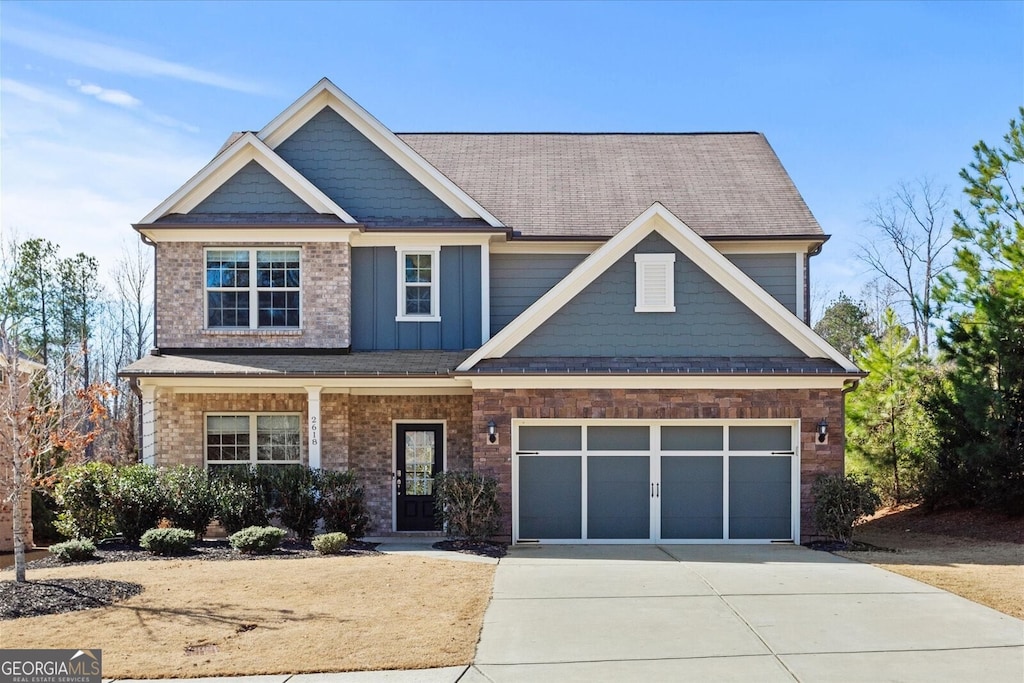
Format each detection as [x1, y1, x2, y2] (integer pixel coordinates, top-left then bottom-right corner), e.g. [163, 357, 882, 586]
[395, 246, 441, 322]
[204, 412, 304, 467]
[634, 253, 676, 313]
[204, 247, 302, 330]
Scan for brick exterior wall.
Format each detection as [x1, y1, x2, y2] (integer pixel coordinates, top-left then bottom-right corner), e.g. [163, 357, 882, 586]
[155, 241, 351, 349]
[347, 394, 473, 534]
[154, 391, 472, 535]
[154, 392, 310, 468]
[0, 490, 33, 552]
[471, 388, 846, 542]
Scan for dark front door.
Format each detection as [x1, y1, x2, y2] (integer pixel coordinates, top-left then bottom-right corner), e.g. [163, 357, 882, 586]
[396, 423, 444, 531]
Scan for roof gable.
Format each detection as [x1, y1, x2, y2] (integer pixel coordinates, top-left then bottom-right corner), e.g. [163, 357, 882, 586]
[505, 232, 804, 358]
[458, 203, 858, 372]
[140, 133, 355, 223]
[259, 79, 503, 227]
[191, 160, 315, 214]
[274, 107, 459, 222]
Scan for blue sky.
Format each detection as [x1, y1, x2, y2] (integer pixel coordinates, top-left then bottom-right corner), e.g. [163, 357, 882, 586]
[1, 1, 1021, 314]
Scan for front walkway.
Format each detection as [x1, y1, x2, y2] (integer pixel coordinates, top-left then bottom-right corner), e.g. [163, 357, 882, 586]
[465, 544, 1024, 682]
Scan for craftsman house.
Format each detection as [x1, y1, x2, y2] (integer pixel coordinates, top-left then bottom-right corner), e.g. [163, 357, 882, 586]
[121, 78, 862, 544]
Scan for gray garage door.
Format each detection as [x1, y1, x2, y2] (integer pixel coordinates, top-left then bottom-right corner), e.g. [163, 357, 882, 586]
[516, 423, 796, 543]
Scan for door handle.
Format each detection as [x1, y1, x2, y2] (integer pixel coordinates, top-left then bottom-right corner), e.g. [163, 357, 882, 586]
[656, 483, 660, 498]
[651, 483, 654, 498]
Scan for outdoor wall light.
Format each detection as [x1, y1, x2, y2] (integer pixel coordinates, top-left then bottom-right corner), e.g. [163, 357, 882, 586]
[487, 420, 497, 444]
[817, 418, 829, 443]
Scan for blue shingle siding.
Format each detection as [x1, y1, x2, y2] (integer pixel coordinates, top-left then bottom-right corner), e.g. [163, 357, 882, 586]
[351, 246, 482, 351]
[725, 253, 798, 314]
[490, 253, 587, 336]
[507, 233, 803, 358]
[275, 108, 459, 221]
[191, 160, 315, 213]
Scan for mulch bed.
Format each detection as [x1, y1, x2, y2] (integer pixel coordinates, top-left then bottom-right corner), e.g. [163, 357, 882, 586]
[1, 578, 143, 620]
[804, 539, 897, 553]
[433, 539, 507, 558]
[855, 504, 1024, 544]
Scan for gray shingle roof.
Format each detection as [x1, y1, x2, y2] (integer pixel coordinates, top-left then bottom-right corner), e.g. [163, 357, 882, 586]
[463, 357, 857, 376]
[398, 133, 823, 239]
[120, 350, 472, 377]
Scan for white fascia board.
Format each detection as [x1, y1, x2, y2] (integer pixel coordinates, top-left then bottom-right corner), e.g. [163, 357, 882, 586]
[138, 227, 356, 243]
[139, 133, 356, 224]
[465, 375, 856, 390]
[710, 239, 823, 254]
[458, 202, 859, 373]
[350, 232, 495, 248]
[258, 79, 504, 228]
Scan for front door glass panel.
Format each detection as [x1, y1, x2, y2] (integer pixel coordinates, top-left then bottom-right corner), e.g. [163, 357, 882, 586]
[396, 424, 443, 531]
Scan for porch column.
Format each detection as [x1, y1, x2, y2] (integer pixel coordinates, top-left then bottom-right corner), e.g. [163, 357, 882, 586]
[140, 384, 157, 466]
[306, 385, 322, 469]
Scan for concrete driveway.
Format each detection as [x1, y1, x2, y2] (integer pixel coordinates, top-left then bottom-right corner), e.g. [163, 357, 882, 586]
[465, 544, 1024, 682]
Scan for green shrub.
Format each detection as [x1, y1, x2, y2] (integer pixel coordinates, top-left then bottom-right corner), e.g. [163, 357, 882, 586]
[49, 538, 97, 563]
[311, 531, 349, 555]
[54, 462, 116, 541]
[812, 473, 882, 545]
[267, 466, 321, 542]
[433, 471, 502, 541]
[319, 470, 369, 539]
[31, 488, 63, 544]
[161, 466, 217, 538]
[211, 467, 270, 534]
[108, 464, 165, 544]
[139, 527, 194, 556]
[229, 525, 284, 554]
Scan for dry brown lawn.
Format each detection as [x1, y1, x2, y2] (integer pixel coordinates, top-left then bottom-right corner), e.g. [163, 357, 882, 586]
[838, 505, 1024, 620]
[1, 555, 495, 678]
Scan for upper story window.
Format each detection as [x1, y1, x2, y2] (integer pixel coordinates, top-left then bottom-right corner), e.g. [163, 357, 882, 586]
[634, 253, 676, 312]
[396, 247, 440, 322]
[206, 248, 300, 329]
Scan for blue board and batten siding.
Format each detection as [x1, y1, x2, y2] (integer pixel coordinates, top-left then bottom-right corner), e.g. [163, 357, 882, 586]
[507, 233, 803, 357]
[490, 253, 587, 336]
[351, 247, 482, 351]
[275, 108, 459, 222]
[192, 160, 315, 214]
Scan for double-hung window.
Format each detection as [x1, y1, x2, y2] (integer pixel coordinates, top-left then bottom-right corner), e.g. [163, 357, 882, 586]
[396, 247, 440, 321]
[206, 414, 302, 467]
[206, 248, 301, 329]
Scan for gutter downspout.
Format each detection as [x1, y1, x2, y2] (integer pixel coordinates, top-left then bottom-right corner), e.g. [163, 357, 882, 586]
[840, 378, 862, 475]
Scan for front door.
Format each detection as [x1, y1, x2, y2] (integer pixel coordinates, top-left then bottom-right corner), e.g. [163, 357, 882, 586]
[395, 423, 444, 531]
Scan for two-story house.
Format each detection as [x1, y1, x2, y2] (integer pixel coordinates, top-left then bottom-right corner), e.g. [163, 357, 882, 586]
[122, 78, 862, 544]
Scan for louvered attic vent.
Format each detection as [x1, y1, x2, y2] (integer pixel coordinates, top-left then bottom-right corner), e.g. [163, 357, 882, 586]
[634, 253, 676, 312]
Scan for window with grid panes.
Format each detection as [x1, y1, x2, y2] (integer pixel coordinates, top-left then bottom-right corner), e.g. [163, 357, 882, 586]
[205, 414, 301, 467]
[206, 248, 300, 328]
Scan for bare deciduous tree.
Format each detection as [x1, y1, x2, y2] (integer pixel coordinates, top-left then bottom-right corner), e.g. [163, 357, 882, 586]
[859, 178, 955, 351]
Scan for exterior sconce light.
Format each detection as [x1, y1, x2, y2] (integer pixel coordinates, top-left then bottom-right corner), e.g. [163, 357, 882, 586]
[487, 419, 497, 444]
[817, 418, 828, 443]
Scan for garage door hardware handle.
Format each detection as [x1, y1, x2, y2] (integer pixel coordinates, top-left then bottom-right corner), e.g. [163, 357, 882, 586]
[650, 483, 661, 498]
[772, 451, 795, 455]
[516, 451, 539, 455]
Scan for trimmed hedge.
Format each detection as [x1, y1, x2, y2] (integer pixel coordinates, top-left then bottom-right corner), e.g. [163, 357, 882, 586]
[49, 539, 96, 563]
[229, 525, 285, 554]
[140, 528, 195, 556]
[311, 532, 349, 555]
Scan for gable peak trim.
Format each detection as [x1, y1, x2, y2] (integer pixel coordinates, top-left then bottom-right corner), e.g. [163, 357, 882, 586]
[139, 132, 356, 224]
[457, 202, 858, 372]
[257, 78, 504, 228]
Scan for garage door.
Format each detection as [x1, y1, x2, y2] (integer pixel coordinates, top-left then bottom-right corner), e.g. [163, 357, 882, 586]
[515, 421, 798, 544]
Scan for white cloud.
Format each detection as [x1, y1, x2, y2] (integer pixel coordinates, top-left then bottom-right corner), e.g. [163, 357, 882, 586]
[67, 79, 142, 108]
[0, 77, 79, 113]
[4, 25, 269, 95]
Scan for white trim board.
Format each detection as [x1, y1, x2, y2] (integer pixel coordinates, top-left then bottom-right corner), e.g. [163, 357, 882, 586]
[458, 202, 859, 373]
[140, 133, 356, 224]
[258, 79, 503, 228]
